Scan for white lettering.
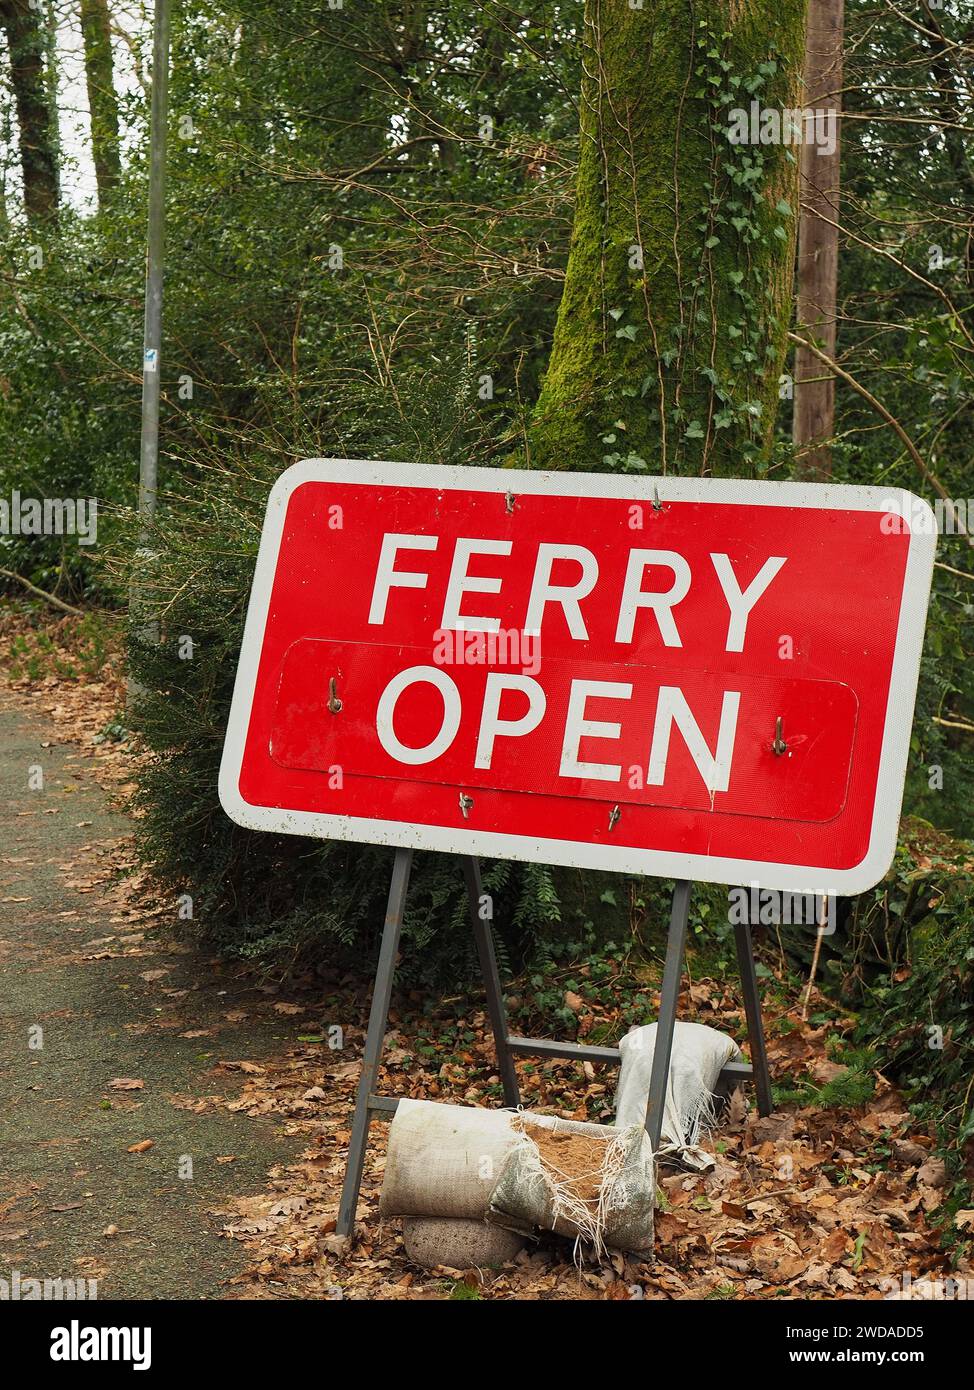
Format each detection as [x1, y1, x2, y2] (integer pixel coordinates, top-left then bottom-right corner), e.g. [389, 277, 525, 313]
[376, 666, 461, 764]
[368, 533, 438, 624]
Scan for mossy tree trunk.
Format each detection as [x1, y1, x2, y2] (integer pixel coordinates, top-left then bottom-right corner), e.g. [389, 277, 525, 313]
[0, 0, 60, 224]
[80, 0, 121, 207]
[530, 0, 807, 477]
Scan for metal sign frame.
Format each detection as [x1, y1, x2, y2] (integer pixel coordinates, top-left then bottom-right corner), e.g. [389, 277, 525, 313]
[334, 853, 771, 1238]
[217, 459, 936, 1242]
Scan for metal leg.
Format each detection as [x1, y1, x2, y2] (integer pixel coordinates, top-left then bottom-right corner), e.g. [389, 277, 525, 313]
[336, 847, 413, 1237]
[732, 918, 774, 1117]
[462, 857, 520, 1108]
[644, 880, 692, 1150]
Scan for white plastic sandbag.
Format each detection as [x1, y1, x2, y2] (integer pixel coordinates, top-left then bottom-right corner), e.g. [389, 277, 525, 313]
[380, 1101, 657, 1260]
[380, 1098, 521, 1220]
[486, 1114, 655, 1259]
[613, 1020, 743, 1170]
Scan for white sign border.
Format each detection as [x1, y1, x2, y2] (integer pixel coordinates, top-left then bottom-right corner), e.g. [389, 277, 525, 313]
[219, 459, 937, 896]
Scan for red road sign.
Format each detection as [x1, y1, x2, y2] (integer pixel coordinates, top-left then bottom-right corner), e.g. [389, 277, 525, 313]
[219, 460, 936, 894]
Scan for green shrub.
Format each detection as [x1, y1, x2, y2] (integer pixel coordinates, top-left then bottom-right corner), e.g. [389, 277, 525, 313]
[833, 823, 974, 1201]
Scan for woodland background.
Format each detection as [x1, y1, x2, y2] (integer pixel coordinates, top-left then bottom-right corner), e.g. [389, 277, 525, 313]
[0, 0, 972, 1215]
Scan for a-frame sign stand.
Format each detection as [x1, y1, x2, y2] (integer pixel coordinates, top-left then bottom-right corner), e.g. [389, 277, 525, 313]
[336, 850, 773, 1238]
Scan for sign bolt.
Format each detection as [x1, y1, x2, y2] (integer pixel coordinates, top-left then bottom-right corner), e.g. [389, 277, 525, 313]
[459, 793, 474, 818]
[327, 677, 343, 714]
[608, 804, 621, 831]
[505, 491, 516, 515]
[772, 716, 788, 756]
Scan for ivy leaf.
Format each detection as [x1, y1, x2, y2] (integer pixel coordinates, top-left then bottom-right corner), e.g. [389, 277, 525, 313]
[608, 307, 624, 321]
[684, 420, 705, 440]
[615, 324, 637, 341]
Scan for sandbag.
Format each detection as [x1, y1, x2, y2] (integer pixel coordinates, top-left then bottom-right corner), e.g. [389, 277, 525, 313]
[380, 1098, 522, 1219]
[402, 1217, 525, 1270]
[486, 1115, 655, 1259]
[613, 1020, 743, 1170]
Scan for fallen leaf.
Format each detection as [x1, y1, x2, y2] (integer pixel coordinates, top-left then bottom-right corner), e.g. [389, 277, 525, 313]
[747, 1113, 794, 1145]
[604, 1280, 631, 1300]
[809, 1059, 845, 1084]
[127, 1140, 154, 1154]
[891, 1137, 927, 1166]
[721, 1200, 748, 1220]
[916, 1158, 946, 1189]
[726, 1087, 748, 1130]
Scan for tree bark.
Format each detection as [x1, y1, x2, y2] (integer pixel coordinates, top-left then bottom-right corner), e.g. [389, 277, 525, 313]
[0, 0, 59, 223]
[80, 0, 121, 205]
[792, 0, 843, 480]
[529, 0, 807, 477]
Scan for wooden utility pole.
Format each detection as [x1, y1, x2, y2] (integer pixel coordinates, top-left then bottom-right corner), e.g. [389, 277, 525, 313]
[793, 0, 844, 480]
